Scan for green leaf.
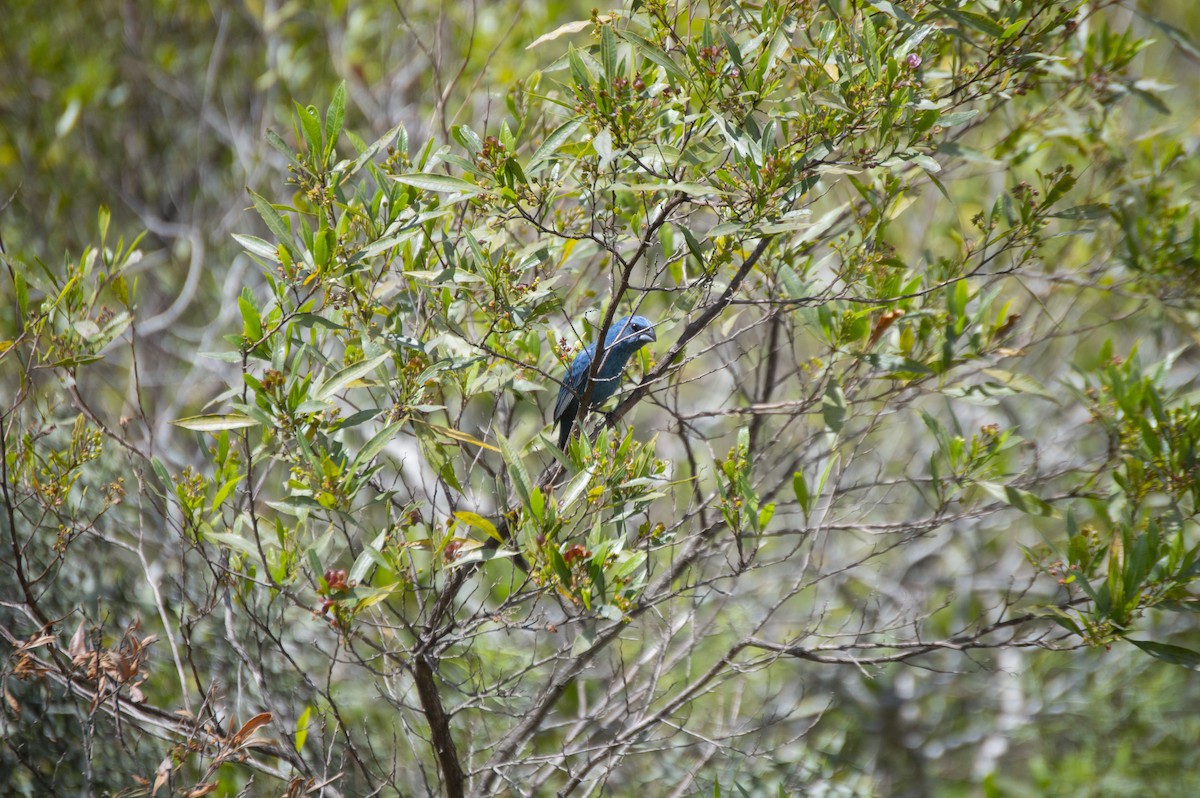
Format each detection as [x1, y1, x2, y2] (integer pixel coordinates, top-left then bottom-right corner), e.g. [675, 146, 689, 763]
[296, 102, 323, 157]
[420, 421, 500, 452]
[528, 117, 585, 169]
[349, 531, 387, 586]
[1050, 204, 1109, 220]
[1129, 639, 1200, 669]
[346, 122, 405, 177]
[1133, 9, 1200, 60]
[349, 419, 406, 476]
[793, 471, 811, 520]
[615, 181, 729, 197]
[354, 225, 421, 261]
[452, 124, 483, 156]
[206, 531, 258, 556]
[14, 270, 27, 318]
[295, 705, 313, 753]
[861, 353, 934, 375]
[266, 128, 300, 166]
[568, 45, 592, 89]
[822, 381, 846, 435]
[325, 81, 346, 162]
[939, 109, 979, 127]
[393, 173, 484, 195]
[151, 457, 173, 494]
[619, 29, 689, 82]
[248, 189, 296, 257]
[232, 233, 281, 263]
[560, 467, 595, 511]
[1158, 600, 1200, 613]
[600, 24, 618, 80]
[172, 414, 261, 432]
[757, 502, 776, 531]
[497, 433, 532, 506]
[239, 290, 263, 342]
[977, 481, 1056, 517]
[315, 353, 391, 401]
[938, 6, 1005, 38]
[979, 369, 1058, 402]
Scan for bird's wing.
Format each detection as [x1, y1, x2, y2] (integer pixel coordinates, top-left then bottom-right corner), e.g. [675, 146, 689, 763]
[553, 347, 591, 421]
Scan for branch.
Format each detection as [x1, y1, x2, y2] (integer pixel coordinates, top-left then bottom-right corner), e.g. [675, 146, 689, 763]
[413, 652, 466, 798]
[608, 234, 775, 428]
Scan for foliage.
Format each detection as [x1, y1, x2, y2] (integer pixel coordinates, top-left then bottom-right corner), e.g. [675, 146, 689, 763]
[4, 1, 1200, 795]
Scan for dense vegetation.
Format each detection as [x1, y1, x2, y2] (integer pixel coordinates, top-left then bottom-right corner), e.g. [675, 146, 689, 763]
[3, 1, 1200, 795]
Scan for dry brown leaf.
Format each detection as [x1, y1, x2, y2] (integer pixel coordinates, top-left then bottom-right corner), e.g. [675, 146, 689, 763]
[17, 633, 55, 651]
[152, 756, 172, 796]
[231, 711, 273, 747]
[185, 783, 218, 797]
[68, 620, 89, 659]
[526, 16, 611, 50]
[867, 309, 905, 348]
[240, 737, 279, 749]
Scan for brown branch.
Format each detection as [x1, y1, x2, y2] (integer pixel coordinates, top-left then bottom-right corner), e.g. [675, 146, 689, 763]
[413, 652, 466, 798]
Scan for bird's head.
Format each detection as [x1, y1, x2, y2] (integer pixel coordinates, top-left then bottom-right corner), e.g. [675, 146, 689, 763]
[607, 315, 657, 349]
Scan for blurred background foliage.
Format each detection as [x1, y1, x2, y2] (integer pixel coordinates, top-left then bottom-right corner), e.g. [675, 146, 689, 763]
[3, 1, 1200, 796]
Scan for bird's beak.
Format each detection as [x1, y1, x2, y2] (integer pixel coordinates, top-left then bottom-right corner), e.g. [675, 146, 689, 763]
[641, 327, 657, 343]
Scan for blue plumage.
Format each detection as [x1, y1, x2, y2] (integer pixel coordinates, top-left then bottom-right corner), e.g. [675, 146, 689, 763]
[554, 315, 657, 449]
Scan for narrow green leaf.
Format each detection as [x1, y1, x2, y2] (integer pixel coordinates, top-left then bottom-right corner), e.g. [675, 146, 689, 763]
[528, 117, 585, 169]
[393, 173, 484, 195]
[248, 189, 296, 256]
[757, 502, 776, 531]
[349, 531, 388, 586]
[315, 353, 391, 401]
[619, 29, 689, 82]
[346, 122, 405, 177]
[354, 225, 421, 261]
[615, 181, 729, 197]
[568, 44, 592, 88]
[172, 414, 261, 432]
[793, 471, 811, 520]
[265, 128, 299, 165]
[497, 433, 532, 506]
[1050, 204, 1110, 220]
[296, 102, 323, 156]
[560, 467, 595, 511]
[325, 81, 346, 163]
[1129, 639, 1200, 669]
[977, 481, 1056, 517]
[939, 109, 979, 127]
[295, 706, 313, 753]
[239, 290, 263, 342]
[14, 270, 27, 318]
[822, 381, 846, 435]
[349, 419, 406, 476]
[232, 233, 281, 263]
[452, 124, 483, 156]
[939, 6, 1005, 38]
[600, 24, 618, 80]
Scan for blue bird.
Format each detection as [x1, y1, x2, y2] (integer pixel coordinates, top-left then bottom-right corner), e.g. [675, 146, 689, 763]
[554, 315, 657, 449]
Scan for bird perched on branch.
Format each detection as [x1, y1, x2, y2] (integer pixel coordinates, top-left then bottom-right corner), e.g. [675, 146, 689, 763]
[554, 315, 656, 450]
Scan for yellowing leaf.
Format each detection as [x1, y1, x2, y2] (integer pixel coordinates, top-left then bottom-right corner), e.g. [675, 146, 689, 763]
[454, 511, 502, 543]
